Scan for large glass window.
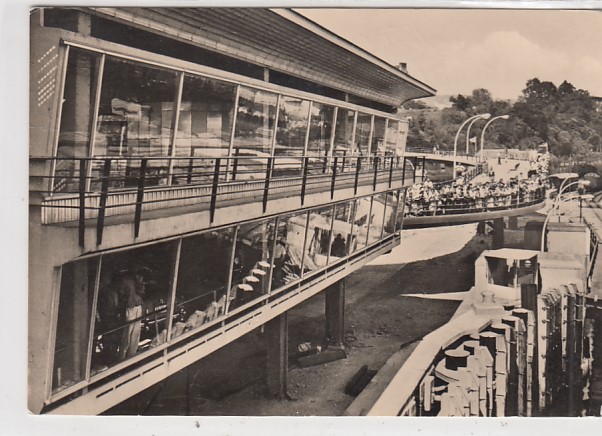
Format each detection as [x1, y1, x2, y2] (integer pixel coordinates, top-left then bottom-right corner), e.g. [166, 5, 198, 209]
[91, 241, 177, 375]
[372, 117, 387, 155]
[170, 229, 234, 340]
[333, 108, 355, 157]
[228, 219, 276, 311]
[306, 205, 335, 269]
[383, 190, 401, 236]
[54, 48, 101, 192]
[93, 57, 179, 189]
[354, 196, 373, 250]
[275, 96, 310, 157]
[233, 86, 277, 155]
[331, 201, 356, 259]
[386, 120, 400, 155]
[307, 102, 335, 174]
[355, 113, 372, 157]
[172, 75, 236, 185]
[52, 258, 98, 393]
[271, 211, 309, 291]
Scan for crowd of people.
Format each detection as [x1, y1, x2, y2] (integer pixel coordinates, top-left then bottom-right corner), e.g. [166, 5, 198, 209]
[404, 153, 549, 217]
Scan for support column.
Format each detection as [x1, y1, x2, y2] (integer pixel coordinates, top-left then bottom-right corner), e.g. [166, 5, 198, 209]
[508, 216, 519, 230]
[492, 218, 505, 249]
[266, 312, 288, 399]
[325, 279, 346, 348]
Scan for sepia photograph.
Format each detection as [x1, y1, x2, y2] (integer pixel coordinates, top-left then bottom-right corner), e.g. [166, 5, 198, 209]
[14, 1, 602, 431]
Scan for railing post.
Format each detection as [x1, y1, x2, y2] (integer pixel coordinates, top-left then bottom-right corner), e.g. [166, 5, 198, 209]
[187, 157, 194, 185]
[134, 158, 147, 239]
[96, 159, 111, 246]
[301, 156, 309, 206]
[331, 156, 338, 200]
[232, 148, 239, 181]
[263, 157, 273, 213]
[422, 155, 426, 182]
[210, 158, 221, 224]
[388, 156, 394, 188]
[373, 156, 379, 191]
[402, 157, 407, 185]
[78, 158, 87, 248]
[354, 157, 361, 195]
[413, 157, 417, 183]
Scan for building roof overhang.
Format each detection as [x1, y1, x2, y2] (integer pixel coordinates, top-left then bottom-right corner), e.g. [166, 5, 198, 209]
[85, 7, 436, 107]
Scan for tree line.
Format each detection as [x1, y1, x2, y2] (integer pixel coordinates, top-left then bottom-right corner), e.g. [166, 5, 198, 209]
[400, 78, 602, 174]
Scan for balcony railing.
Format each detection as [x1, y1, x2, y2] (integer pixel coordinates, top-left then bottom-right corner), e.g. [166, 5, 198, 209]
[31, 154, 421, 246]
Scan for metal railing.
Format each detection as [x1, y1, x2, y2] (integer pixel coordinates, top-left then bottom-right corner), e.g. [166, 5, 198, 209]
[404, 189, 546, 218]
[31, 154, 416, 246]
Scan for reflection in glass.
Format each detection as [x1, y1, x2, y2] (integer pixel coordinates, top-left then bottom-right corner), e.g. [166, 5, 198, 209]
[93, 56, 179, 189]
[229, 219, 276, 310]
[307, 102, 335, 173]
[386, 120, 400, 155]
[233, 86, 277, 155]
[54, 48, 101, 192]
[382, 191, 400, 237]
[331, 201, 357, 259]
[52, 258, 97, 393]
[333, 108, 355, 156]
[275, 96, 309, 157]
[91, 241, 176, 375]
[354, 196, 373, 249]
[271, 211, 308, 290]
[368, 193, 388, 244]
[355, 113, 372, 157]
[306, 205, 335, 268]
[372, 117, 386, 155]
[173, 75, 236, 184]
[171, 229, 234, 341]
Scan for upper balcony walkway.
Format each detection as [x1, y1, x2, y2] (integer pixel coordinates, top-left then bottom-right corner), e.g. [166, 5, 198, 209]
[30, 152, 546, 249]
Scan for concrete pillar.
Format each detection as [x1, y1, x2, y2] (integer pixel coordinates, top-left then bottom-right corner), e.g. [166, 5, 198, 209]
[325, 279, 346, 347]
[508, 216, 519, 230]
[266, 312, 288, 399]
[492, 218, 505, 249]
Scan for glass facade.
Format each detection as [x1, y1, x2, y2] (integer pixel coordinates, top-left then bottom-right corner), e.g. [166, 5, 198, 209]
[333, 108, 355, 157]
[355, 113, 372, 157]
[171, 228, 234, 340]
[53, 47, 407, 193]
[54, 48, 101, 192]
[229, 219, 276, 310]
[51, 258, 97, 393]
[233, 86, 278, 155]
[371, 116, 387, 155]
[50, 188, 401, 395]
[90, 241, 177, 375]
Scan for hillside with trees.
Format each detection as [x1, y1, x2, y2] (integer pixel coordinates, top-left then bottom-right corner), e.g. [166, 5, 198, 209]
[401, 78, 602, 175]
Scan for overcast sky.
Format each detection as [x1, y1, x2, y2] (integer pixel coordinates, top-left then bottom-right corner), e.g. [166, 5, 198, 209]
[297, 9, 602, 101]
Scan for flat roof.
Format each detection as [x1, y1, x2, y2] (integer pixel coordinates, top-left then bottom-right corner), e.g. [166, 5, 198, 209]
[484, 248, 539, 260]
[86, 7, 436, 107]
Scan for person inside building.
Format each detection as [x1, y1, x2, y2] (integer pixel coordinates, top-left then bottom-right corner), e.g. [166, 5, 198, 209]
[331, 233, 346, 258]
[118, 269, 146, 361]
[272, 238, 288, 287]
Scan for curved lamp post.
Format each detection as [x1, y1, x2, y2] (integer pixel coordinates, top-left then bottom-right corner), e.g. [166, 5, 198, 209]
[480, 115, 510, 161]
[453, 113, 490, 178]
[465, 113, 491, 155]
[540, 175, 587, 252]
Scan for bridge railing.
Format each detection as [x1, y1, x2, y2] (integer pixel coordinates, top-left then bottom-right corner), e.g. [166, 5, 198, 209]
[404, 189, 546, 217]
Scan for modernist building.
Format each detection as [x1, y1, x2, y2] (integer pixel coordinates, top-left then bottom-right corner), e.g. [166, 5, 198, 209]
[29, 7, 435, 414]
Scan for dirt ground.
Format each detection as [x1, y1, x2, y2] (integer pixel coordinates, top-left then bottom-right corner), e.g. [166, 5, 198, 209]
[110, 224, 500, 416]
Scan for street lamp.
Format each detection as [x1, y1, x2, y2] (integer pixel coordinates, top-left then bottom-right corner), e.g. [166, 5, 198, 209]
[465, 113, 491, 155]
[480, 115, 510, 161]
[453, 113, 490, 178]
[540, 175, 587, 252]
